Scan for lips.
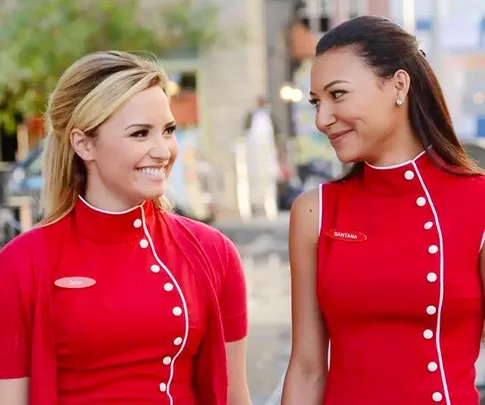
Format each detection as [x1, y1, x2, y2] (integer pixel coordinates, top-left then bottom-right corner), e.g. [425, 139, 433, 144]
[328, 130, 353, 145]
[328, 129, 353, 141]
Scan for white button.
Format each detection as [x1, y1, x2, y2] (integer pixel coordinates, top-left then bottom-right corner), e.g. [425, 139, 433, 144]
[427, 272, 438, 282]
[424, 221, 434, 230]
[404, 170, 415, 180]
[432, 392, 443, 402]
[173, 337, 183, 346]
[423, 329, 434, 339]
[416, 197, 427, 206]
[426, 305, 437, 315]
[139, 239, 149, 249]
[151, 264, 160, 273]
[163, 356, 172, 365]
[173, 306, 182, 316]
[164, 283, 174, 292]
[428, 362, 438, 372]
[159, 382, 167, 392]
[428, 245, 438, 254]
[133, 219, 142, 228]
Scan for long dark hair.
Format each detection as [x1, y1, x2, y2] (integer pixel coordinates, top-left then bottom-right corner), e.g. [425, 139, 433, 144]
[315, 15, 483, 180]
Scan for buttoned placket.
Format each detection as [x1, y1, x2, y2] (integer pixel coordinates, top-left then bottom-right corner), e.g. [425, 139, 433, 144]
[132, 209, 187, 401]
[404, 167, 446, 404]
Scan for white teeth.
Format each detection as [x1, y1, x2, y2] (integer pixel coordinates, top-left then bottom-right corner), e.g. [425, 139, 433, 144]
[139, 167, 164, 176]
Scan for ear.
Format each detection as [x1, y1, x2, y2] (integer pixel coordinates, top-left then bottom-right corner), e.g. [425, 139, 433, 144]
[392, 69, 411, 104]
[70, 128, 95, 162]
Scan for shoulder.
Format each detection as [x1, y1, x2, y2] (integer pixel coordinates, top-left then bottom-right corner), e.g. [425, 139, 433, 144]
[463, 174, 485, 192]
[291, 181, 347, 218]
[165, 212, 232, 247]
[163, 213, 242, 294]
[1, 226, 44, 263]
[163, 212, 238, 268]
[290, 186, 321, 239]
[0, 227, 45, 295]
[0, 218, 68, 274]
[292, 186, 320, 212]
[445, 173, 485, 199]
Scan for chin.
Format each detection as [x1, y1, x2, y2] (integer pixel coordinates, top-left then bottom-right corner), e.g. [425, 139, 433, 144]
[335, 150, 360, 164]
[135, 185, 166, 202]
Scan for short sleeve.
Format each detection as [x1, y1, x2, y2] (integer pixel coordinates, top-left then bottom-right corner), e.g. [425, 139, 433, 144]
[218, 235, 248, 342]
[0, 237, 33, 378]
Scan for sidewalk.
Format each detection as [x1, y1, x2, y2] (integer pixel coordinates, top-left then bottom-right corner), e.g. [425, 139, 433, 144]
[213, 212, 290, 262]
[213, 213, 291, 404]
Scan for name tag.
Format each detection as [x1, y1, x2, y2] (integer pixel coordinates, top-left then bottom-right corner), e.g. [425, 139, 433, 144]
[54, 277, 96, 289]
[326, 229, 367, 243]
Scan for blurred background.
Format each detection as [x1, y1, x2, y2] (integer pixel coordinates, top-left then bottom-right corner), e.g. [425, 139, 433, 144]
[1, 0, 485, 403]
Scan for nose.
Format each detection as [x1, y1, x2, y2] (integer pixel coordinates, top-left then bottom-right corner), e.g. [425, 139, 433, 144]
[150, 135, 172, 161]
[315, 103, 336, 134]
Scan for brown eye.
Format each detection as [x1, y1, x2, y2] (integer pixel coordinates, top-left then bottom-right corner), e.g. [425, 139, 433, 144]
[331, 90, 346, 99]
[131, 129, 149, 138]
[309, 98, 320, 108]
[165, 125, 176, 135]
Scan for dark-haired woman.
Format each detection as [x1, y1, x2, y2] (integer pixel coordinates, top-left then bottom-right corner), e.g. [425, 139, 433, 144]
[282, 15, 485, 405]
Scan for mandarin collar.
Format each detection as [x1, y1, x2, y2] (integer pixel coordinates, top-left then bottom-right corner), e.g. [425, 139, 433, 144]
[73, 196, 157, 243]
[361, 150, 437, 195]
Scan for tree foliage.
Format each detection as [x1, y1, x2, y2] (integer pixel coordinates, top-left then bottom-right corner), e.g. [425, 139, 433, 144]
[0, 0, 222, 132]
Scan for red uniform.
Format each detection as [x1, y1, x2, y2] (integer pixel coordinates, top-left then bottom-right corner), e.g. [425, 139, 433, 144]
[0, 197, 248, 405]
[317, 151, 485, 405]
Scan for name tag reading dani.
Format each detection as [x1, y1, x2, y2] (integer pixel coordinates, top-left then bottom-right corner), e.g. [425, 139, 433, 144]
[326, 229, 367, 243]
[54, 277, 96, 289]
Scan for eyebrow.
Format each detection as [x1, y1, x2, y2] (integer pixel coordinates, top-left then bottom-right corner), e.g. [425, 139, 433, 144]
[309, 80, 350, 96]
[124, 120, 177, 130]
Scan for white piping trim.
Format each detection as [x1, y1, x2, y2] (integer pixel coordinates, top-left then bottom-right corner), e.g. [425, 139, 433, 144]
[140, 207, 189, 405]
[412, 161, 451, 405]
[480, 230, 485, 252]
[78, 195, 145, 215]
[365, 150, 427, 170]
[318, 183, 323, 237]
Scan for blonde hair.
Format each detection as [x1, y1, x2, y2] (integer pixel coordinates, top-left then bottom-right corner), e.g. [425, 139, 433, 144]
[39, 51, 173, 226]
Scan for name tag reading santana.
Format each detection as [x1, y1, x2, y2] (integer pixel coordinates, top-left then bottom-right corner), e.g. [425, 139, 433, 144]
[326, 229, 367, 242]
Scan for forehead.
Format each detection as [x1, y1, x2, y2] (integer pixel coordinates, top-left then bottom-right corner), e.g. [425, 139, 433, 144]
[311, 47, 373, 87]
[111, 85, 173, 124]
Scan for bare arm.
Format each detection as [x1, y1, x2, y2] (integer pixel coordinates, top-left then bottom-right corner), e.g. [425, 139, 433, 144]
[281, 189, 329, 405]
[226, 339, 252, 405]
[0, 378, 29, 405]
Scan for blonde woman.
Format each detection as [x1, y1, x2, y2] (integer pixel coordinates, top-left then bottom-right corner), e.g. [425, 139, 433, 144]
[0, 51, 251, 405]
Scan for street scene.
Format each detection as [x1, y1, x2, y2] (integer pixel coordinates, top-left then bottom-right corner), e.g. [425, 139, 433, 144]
[1, 0, 485, 404]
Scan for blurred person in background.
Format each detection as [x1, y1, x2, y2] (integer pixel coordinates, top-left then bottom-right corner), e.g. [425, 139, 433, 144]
[0, 51, 250, 405]
[243, 95, 280, 219]
[282, 15, 485, 405]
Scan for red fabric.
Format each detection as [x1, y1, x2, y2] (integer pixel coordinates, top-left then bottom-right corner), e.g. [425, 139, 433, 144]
[317, 152, 485, 405]
[0, 199, 247, 405]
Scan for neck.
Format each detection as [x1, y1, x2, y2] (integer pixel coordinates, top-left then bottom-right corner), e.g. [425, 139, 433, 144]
[84, 182, 143, 213]
[366, 127, 424, 167]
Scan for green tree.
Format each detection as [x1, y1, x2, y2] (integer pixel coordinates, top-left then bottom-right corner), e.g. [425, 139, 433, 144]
[0, 0, 222, 133]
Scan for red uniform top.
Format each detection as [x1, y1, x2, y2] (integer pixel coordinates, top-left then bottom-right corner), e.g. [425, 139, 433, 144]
[0, 197, 248, 405]
[317, 151, 485, 405]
